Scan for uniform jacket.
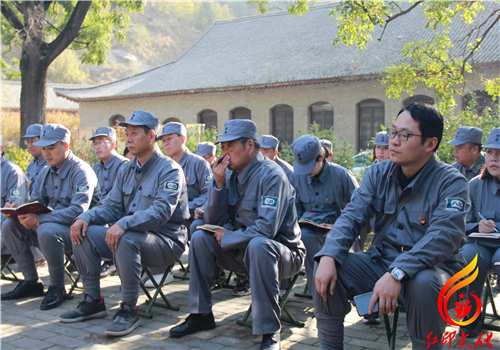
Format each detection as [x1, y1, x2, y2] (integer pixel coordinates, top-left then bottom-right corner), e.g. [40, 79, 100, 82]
[79, 149, 190, 246]
[30, 152, 101, 226]
[92, 152, 129, 199]
[178, 149, 212, 212]
[275, 156, 293, 180]
[1, 157, 29, 223]
[466, 174, 500, 235]
[453, 153, 485, 181]
[316, 155, 470, 279]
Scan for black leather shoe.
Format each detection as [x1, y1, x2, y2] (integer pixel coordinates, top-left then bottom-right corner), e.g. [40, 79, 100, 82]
[260, 333, 280, 350]
[170, 312, 216, 337]
[1, 280, 44, 300]
[40, 285, 67, 310]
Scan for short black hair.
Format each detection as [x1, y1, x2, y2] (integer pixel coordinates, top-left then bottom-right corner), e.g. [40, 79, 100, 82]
[468, 142, 482, 152]
[398, 102, 443, 152]
[140, 125, 152, 136]
[239, 137, 260, 151]
[123, 147, 130, 156]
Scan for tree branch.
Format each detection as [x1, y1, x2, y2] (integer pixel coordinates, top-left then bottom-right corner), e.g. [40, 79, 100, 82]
[460, 11, 500, 76]
[46, 19, 92, 46]
[1, 2, 25, 33]
[13, 1, 24, 14]
[378, 1, 424, 41]
[46, 1, 92, 64]
[43, 1, 53, 12]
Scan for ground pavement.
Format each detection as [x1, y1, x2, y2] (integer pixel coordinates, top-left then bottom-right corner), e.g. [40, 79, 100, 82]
[1, 251, 499, 350]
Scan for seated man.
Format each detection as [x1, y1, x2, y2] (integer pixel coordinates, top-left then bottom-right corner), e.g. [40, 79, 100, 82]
[170, 119, 305, 350]
[1, 124, 100, 310]
[61, 111, 189, 337]
[259, 135, 293, 180]
[447, 126, 485, 181]
[290, 134, 358, 295]
[90, 126, 129, 278]
[23, 124, 48, 194]
[314, 103, 469, 350]
[196, 141, 216, 167]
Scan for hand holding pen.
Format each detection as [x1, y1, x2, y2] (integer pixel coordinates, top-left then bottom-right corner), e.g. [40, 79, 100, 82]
[477, 212, 499, 233]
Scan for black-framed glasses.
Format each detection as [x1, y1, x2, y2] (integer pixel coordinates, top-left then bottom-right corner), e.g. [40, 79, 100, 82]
[92, 139, 111, 147]
[387, 128, 423, 142]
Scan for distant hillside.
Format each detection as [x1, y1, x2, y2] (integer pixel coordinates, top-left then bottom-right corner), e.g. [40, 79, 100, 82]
[56, 2, 259, 85]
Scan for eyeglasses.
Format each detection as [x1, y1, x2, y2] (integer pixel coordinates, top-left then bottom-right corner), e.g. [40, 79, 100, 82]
[92, 140, 111, 147]
[387, 128, 423, 142]
[24, 139, 38, 145]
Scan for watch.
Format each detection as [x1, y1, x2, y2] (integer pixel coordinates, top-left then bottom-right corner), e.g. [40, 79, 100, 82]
[391, 267, 406, 282]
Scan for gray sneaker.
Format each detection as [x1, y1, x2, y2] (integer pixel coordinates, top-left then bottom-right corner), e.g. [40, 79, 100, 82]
[59, 295, 107, 323]
[105, 303, 140, 337]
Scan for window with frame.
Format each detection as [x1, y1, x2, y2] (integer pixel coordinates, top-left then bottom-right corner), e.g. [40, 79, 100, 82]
[198, 109, 218, 131]
[109, 114, 125, 127]
[310, 102, 334, 131]
[358, 99, 385, 151]
[231, 107, 251, 120]
[271, 105, 294, 146]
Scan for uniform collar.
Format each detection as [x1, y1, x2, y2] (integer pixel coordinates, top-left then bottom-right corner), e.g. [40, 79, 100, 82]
[237, 151, 264, 185]
[490, 176, 500, 195]
[469, 153, 485, 174]
[52, 151, 74, 179]
[389, 154, 438, 195]
[178, 149, 192, 168]
[102, 153, 119, 170]
[131, 148, 160, 173]
[307, 161, 329, 185]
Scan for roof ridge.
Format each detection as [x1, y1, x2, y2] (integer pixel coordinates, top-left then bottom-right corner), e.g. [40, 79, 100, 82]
[212, 2, 336, 25]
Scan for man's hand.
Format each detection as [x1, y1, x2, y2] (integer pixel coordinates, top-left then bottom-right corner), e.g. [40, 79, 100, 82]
[479, 219, 496, 233]
[214, 228, 227, 246]
[194, 207, 205, 220]
[315, 256, 337, 302]
[2, 201, 19, 219]
[105, 224, 126, 252]
[18, 213, 39, 230]
[213, 155, 229, 189]
[369, 272, 401, 316]
[71, 219, 89, 245]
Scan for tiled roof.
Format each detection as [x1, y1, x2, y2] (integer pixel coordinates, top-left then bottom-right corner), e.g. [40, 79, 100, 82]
[1, 81, 86, 109]
[56, 4, 500, 102]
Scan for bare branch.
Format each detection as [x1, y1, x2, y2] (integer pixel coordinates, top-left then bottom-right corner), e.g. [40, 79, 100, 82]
[43, 1, 53, 12]
[1, 2, 25, 33]
[46, 1, 92, 64]
[460, 12, 500, 76]
[378, 1, 424, 41]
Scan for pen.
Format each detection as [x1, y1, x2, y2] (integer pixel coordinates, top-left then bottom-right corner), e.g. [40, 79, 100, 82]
[478, 212, 499, 233]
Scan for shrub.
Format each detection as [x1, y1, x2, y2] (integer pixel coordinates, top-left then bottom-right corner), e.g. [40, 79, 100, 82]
[3, 148, 32, 174]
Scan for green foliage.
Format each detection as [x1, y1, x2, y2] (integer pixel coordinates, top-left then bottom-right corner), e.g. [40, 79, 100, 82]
[4, 148, 32, 174]
[185, 126, 222, 157]
[70, 134, 99, 166]
[279, 123, 356, 169]
[485, 77, 500, 102]
[48, 50, 89, 84]
[0, 57, 20, 80]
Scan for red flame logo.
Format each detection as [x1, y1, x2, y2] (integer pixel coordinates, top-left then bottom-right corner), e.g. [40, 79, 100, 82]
[437, 254, 482, 326]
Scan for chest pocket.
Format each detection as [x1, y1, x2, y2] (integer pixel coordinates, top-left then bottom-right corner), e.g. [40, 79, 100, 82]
[299, 194, 312, 210]
[141, 186, 156, 208]
[236, 195, 259, 228]
[59, 189, 72, 207]
[408, 210, 429, 242]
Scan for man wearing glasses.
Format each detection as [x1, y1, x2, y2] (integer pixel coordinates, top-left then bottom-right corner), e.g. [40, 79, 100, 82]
[22, 124, 48, 194]
[313, 103, 469, 350]
[90, 127, 129, 200]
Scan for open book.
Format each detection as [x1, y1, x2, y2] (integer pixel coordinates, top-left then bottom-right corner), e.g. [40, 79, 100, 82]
[1, 201, 53, 219]
[469, 232, 500, 239]
[298, 218, 331, 231]
[195, 224, 225, 233]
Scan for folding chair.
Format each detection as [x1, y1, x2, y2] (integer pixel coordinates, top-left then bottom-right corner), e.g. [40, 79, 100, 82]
[174, 241, 190, 280]
[1, 254, 19, 281]
[481, 272, 500, 332]
[236, 272, 305, 328]
[294, 270, 312, 299]
[383, 307, 400, 350]
[139, 263, 179, 318]
[64, 253, 81, 299]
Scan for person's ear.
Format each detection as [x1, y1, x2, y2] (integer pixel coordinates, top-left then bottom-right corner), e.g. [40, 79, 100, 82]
[426, 137, 438, 153]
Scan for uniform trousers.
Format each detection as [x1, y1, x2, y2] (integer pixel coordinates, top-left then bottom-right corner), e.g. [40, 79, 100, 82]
[72, 225, 186, 306]
[313, 252, 459, 350]
[301, 226, 327, 292]
[460, 242, 500, 329]
[2, 218, 71, 288]
[188, 230, 304, 335]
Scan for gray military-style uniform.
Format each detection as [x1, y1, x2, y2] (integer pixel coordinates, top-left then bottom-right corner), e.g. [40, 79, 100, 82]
[92, 152, 129, 199]
[27, 156, 48, 193]
[2, 152, 100, 288]
[1, 156, 29, 224]
[275, 156, 293, 180]
[189, 151, 306, 335]
[178, 149, 212, 219]
[313, 155, 469, 350]
[291, 161, 358, 292]
[73, 149, 190, 305]
[452, 153, 485, 181]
